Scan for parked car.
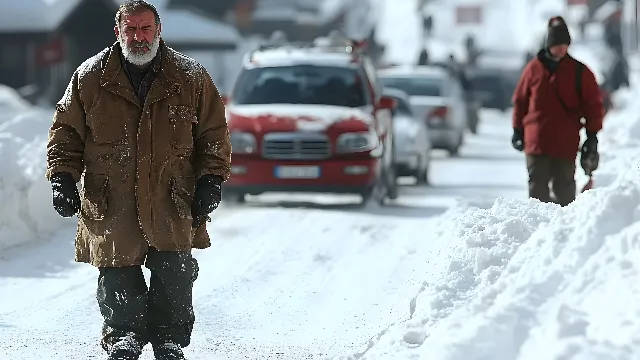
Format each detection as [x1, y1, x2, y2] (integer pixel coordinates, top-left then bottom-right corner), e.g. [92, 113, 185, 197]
[383, 87, 431, 184]
[424, 60, 481, 134]
[378, 65, 467, 156]
[466, 49, 524, 112]
[223, 39, 398, 205]
[466, 67, 519, 112]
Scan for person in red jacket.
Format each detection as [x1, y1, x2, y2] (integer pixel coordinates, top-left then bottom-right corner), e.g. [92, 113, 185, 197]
[511, 16, 604, 206]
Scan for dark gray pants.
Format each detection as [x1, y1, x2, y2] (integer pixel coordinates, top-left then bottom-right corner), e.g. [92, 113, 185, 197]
[526, 154, 576, 206]
[97, 247, 199, 352]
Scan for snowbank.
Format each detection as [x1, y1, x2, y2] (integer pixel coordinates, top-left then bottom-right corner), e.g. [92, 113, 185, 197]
[0, 85, 71, 254]
[333, 86, 640, 359]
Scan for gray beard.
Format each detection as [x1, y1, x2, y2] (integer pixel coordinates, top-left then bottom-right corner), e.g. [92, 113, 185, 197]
[119, 34, 160, 66]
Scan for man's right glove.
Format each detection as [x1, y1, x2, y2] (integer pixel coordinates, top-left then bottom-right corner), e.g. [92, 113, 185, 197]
[50, 172, 80, 217]
[511, 128, 524, 151]
[580, 132, 599, 174]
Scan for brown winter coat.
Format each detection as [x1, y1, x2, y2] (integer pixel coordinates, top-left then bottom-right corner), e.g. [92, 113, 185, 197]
[45, 40, 231, 268]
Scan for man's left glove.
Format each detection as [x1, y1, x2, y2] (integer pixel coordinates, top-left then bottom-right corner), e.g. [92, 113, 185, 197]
[191, 174, 223, 228]
[580, 131, 599, 174]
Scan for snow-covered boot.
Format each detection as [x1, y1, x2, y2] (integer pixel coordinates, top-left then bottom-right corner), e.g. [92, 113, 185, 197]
[106, 336, 143, 360]
[152, 342, 185, 360]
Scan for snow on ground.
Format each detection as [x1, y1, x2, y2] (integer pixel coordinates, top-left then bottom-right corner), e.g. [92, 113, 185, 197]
[328, 74, 640, 360]
[0, 86, 71, 253]
[2, 1, 639, 359]
[0, 101, 528, 360]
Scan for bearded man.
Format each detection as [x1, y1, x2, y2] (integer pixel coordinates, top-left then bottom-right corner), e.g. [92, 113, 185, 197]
[45, 1, 231, 359]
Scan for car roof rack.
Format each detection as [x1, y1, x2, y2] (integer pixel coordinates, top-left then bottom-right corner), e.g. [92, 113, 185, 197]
[247, 30, 368, 63]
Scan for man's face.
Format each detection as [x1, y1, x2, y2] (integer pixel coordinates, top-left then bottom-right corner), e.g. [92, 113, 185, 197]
[114, 9, 161, 66]
[549, 44, 568, 58]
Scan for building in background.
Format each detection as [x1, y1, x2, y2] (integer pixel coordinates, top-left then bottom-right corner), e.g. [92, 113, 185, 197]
[165, 0, 240, 20]
[122, 0, 241, 94]
[0, 0, 240, 105]
[0, 0, 117, 104]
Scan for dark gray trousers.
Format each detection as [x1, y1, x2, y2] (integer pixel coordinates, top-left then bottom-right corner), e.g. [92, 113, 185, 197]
[526, 154, 576, 206]
[97, 247, 199, 352]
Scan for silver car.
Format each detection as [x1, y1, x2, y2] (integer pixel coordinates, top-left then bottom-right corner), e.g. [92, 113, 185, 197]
[383, 87, 432, 184]
[379, 66, 468, 156]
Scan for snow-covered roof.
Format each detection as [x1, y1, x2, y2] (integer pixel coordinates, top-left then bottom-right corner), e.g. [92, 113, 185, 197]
[114, 0, 240, 47]
[245, 47, 358, 69]
[252, 0, 349, 25]
[378, 65, 450, 79]
[0, 0, 83, 32]
[0, 0, 240, 48]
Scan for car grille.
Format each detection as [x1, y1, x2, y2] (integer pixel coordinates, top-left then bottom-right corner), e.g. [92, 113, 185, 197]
[262, 133, 331, 160]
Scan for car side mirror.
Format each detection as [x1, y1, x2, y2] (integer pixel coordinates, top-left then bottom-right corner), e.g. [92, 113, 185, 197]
[378, 96, 396, 110]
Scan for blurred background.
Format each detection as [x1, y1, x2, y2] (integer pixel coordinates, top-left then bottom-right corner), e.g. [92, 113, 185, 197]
[0, 0, 633, 107]
[0, 0, 382, 105]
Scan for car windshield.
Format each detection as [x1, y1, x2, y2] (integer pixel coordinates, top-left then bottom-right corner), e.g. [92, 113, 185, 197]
[232, 65, 369, 107]
[380, 76, 443, 96]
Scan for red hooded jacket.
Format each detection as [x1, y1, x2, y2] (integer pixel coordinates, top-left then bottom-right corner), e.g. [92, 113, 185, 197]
[512, 50, 604, 160]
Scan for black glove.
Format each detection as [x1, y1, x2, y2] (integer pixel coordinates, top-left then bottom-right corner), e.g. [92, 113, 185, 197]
[581, 131, 598, 155]
[511, 128, 524, 151]
[580, 132, 599, 174]
[51, 172, 80, 217]
[191, 174, 223, 228]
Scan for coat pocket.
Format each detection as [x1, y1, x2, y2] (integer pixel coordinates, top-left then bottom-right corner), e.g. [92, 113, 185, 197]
[81, 173, 109, 220]
[170, 176, 195, 219]
[168, 105, 197, 150]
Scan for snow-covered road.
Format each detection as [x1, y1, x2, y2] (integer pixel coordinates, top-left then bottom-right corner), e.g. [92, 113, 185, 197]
[0, 111, 527, 359]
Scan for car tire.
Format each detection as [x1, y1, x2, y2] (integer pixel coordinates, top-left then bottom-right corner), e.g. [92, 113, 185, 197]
[415, 163, 430, 185]
[386, 165, 399, 200]
[468, 117, 478, 134]
[448, 132, 463, 157]
[223, 192, 245, 204]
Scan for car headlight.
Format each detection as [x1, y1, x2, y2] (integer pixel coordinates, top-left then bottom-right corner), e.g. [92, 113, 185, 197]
[231, 132, 256, 154]
[336, 129, 380, 153]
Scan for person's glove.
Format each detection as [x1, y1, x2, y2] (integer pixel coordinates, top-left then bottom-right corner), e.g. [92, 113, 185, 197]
[50, 172, 80, 217]
[581, 131, 598, 155]
[511, 128, 524, 151]
[580, 132, 599, 174]
[191, 174, 223, 228]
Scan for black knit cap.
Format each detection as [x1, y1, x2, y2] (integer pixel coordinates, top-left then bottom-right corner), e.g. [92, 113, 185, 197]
[546, 16, 571, 47]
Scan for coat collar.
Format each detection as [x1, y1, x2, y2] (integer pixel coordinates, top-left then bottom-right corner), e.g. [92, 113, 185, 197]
[100, 39, 183, 107]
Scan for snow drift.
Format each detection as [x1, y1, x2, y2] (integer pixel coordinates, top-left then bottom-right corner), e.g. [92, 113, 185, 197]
[334, 87, 640, 359]
[0, 85, 71, 253]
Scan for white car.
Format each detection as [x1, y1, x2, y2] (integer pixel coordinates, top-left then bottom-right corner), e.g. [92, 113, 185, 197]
[383, 87, 431, 184]
[379, 66, 468, 156]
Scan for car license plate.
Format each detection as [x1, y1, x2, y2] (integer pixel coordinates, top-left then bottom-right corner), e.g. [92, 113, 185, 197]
[274, 166, 320, 179]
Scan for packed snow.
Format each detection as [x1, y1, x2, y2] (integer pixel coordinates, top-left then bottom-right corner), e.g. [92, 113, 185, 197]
[0, 87, 69, 253]
[329, 58, 640, 360]
[2, 0, 640, 359]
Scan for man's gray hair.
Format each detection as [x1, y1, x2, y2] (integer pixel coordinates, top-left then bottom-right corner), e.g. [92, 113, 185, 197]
[115, 0, 161, 27]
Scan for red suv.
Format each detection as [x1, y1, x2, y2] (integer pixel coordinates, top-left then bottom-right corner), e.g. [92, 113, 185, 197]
[223, 39, 398, 205]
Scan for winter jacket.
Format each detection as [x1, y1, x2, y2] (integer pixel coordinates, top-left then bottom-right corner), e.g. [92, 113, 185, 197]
[512, 49, 604, 160]
[45, 40, 231, 267]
